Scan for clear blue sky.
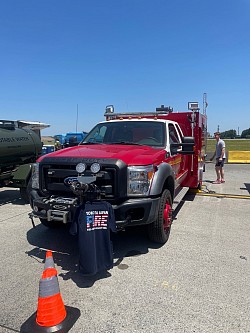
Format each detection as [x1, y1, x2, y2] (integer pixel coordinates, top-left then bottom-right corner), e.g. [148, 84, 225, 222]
[1, 0, 249, 136]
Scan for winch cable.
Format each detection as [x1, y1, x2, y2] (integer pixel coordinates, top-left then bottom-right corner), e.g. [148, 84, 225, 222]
[189, 185, 250, 200]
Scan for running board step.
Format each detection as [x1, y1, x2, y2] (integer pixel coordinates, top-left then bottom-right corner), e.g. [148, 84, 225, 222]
[172, 187, 190, 211]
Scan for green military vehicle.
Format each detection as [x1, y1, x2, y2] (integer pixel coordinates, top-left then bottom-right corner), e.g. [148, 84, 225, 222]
[0, 119, 49, 202]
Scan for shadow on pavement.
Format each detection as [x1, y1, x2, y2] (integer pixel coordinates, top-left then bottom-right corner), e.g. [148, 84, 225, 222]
[0, 188, 27, 206]
[242, 183, 250, 194]
[26, 222, 164, 288]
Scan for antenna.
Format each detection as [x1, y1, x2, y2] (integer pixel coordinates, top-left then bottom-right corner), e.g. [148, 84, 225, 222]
[203, 93, 208, 115]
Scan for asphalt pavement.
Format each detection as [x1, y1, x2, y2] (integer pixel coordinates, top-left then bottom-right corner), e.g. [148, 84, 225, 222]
[0, 163, 249, 333]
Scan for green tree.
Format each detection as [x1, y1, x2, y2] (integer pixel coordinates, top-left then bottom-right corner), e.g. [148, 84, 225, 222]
[220, 129, 237, 139]
[241, 128, 250, 138]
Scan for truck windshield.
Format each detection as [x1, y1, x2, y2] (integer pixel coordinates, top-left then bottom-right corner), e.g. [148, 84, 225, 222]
[81, 121, 166, 147]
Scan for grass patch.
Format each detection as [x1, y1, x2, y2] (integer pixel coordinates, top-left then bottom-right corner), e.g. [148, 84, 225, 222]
[207, 139, 250, 153]
[41, 136, 250, 153]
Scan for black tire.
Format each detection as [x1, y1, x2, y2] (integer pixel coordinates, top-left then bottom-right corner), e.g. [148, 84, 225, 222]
[20, 187, 29, 203]
[39, 218, 64, 228]
[147, 189, 173, 244]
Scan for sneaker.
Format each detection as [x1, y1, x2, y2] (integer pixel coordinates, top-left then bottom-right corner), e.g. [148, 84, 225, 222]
[221, 179, 225, 183]
[212, 180, 221, 184]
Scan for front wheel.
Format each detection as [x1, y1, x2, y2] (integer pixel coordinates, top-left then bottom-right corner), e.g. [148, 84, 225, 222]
[147, 189, 173, 244]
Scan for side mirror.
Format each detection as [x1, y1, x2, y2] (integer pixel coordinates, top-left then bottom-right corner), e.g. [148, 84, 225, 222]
[170, 136, 195, 155]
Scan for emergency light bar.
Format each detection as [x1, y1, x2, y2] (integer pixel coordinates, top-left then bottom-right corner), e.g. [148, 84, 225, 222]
[155, 105, 173, 113]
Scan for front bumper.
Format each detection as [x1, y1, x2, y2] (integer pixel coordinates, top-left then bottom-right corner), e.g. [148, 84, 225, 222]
[30, 190, 160, 227]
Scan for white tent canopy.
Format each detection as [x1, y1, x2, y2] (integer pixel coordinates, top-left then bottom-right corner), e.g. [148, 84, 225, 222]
[16, 120, 50, 130]
[16, 120, 50, 138]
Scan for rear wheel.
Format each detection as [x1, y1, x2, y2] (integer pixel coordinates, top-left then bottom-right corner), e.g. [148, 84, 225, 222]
[147, 189, 173, 244]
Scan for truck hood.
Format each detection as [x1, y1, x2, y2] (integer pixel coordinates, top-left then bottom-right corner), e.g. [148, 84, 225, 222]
[38, 144, 166, 165]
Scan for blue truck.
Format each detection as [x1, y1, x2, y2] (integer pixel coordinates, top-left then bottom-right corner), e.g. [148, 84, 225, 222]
[53, 134, 66, 145]
[62, 132, 88, 148]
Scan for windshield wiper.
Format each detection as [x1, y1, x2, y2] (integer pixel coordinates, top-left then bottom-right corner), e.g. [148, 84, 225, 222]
[79, 141, 103, 145]
[80, 141, 144, 146]
[109, 141, 143, 146]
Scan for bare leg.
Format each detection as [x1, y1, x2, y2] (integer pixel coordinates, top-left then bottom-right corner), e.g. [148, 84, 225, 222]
[220, 167, 225, 181]
[215, 166, 221, 181]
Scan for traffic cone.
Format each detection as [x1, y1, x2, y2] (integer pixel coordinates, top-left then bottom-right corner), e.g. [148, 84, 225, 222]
[36, 267, 66, 327]
[20, 252, 80, 333]
[44, 250, 55, 269]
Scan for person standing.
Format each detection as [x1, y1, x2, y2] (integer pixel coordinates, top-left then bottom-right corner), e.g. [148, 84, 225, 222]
[210, 132, 226, 184]
[54, 138, 62, 151]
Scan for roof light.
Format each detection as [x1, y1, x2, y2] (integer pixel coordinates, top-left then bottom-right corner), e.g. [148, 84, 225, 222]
[105, 105, 114, 114]
[188, 102, 200, 111]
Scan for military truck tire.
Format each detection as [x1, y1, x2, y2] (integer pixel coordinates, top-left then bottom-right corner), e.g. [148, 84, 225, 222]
[39, 218, 64, 228]
[147, 189, 172, 244]
[20, 187, 29, 204]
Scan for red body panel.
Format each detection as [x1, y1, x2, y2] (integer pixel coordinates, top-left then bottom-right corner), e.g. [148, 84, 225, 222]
[38, 144, 166, 166]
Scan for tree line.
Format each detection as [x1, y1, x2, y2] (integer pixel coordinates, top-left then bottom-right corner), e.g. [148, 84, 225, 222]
[208, 128, 250, 139]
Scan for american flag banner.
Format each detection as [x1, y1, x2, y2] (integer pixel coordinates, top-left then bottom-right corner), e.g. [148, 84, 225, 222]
[86, 213, 108, 230]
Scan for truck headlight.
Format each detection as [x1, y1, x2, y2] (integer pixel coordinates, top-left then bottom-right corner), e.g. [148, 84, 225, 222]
[90, 162, 101, 174]
[127, 165, 154, 196]
[31, 163, 40, 189]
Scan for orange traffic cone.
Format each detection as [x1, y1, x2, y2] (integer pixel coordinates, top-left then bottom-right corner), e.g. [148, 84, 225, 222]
[36, 267, 66, 327]
[20, 251, 80, 333]
[44, 250, 55, 269]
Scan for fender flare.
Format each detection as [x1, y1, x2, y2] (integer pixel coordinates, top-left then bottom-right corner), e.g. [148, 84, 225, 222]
[150, 162, 175, 199]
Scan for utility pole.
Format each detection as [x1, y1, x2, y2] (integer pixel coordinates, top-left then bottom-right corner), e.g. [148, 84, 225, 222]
[203, 93, 208, 115]
[76, 104, 78, 132]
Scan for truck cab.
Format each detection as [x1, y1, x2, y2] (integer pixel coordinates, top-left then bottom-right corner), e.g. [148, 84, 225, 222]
[63, 132, 88, 148]
[83, 117, 190, 192]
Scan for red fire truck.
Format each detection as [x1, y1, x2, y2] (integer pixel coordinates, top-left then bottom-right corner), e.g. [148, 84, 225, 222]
[29, 102, 207, 243]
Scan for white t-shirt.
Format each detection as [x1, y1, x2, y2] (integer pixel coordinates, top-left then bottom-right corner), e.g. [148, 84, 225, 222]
[216, 139, 226, 158]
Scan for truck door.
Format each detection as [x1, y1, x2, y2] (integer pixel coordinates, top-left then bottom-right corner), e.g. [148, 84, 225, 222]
[168, 123, 188, 188]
